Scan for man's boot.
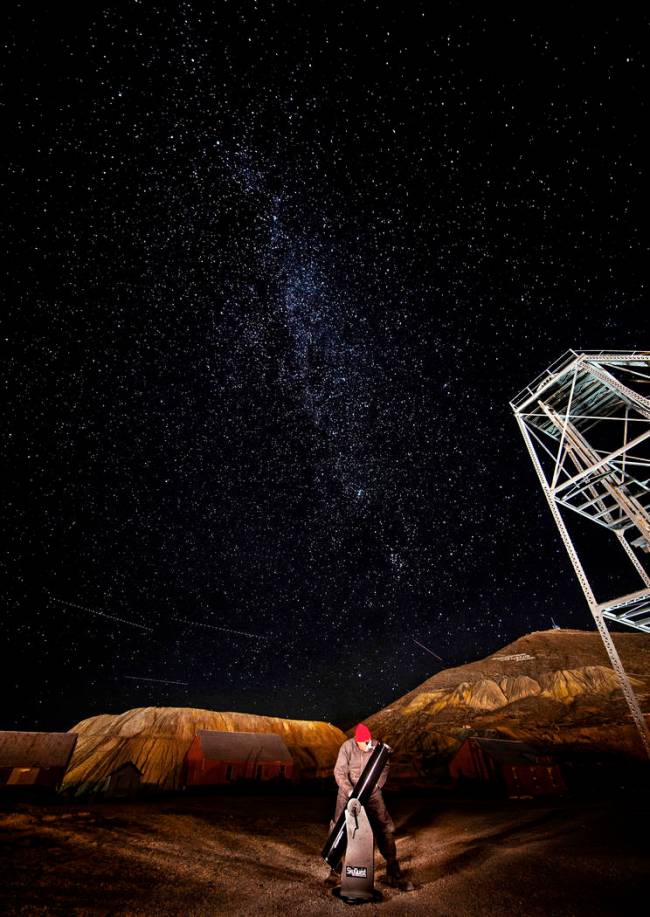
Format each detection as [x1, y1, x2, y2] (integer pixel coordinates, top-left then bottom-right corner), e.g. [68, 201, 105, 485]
[387, 859, 414, 891]
[386, 859, 403, 887]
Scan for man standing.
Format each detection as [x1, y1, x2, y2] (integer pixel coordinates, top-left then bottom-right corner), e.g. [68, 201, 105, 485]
[328, 723, 404, 886]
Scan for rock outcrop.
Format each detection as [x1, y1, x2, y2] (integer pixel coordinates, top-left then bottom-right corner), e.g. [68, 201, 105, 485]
[63, 707, 346, 793]
[363, 630, 650, 763]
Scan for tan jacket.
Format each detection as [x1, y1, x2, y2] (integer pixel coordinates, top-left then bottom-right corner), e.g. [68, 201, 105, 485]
[333, 738, 389, 796]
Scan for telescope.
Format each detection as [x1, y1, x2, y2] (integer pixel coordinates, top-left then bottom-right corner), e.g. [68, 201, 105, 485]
[321, 741, 392, 904]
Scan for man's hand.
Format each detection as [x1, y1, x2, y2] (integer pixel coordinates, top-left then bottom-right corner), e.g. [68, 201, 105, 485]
[347, 797, 361, 816]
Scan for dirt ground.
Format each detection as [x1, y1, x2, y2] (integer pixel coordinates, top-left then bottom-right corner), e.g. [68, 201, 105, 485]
[0, 789, 647, 916]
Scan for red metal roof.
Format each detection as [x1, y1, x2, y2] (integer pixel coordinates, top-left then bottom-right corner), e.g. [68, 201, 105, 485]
[0, 731, 78, 769]
[466, 737, 551, 766]
[195, 730, 293, 763]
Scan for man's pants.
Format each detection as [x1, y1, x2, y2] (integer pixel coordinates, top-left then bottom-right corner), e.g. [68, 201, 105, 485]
[333, 789, 397, 865]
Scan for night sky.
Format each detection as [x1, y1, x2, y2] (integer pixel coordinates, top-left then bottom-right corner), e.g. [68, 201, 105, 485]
[4, 4, 650, 731]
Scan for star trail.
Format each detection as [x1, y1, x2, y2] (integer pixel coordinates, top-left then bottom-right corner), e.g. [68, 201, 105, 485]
[4, 4, 649, 730]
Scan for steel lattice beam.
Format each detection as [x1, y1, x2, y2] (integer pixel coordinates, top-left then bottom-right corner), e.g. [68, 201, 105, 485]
[511, 350, 650, 759]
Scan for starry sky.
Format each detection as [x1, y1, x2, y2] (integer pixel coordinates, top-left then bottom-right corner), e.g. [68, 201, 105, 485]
[4, 3, 650, 731]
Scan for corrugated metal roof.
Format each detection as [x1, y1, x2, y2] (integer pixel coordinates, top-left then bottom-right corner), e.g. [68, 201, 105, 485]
[0, 731, 78, 768]
[196, 730, 293, 763]
[470, 738, 548, 766]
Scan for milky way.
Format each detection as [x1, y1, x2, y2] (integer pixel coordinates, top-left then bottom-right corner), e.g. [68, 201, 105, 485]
[4, 4, 649, 729]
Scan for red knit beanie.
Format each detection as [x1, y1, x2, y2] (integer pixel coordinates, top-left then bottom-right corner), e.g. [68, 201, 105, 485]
[355, 723, 372, 742]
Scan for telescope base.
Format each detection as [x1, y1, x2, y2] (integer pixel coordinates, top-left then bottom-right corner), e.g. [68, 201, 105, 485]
[332, 887, 383, 906]
[331, 801, 378, 905]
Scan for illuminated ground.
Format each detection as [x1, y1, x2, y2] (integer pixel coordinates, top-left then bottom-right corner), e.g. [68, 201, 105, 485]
[0, 790, 646, 915]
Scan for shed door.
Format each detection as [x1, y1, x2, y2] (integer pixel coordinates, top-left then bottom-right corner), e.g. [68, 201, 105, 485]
[8, 768, 39, 785]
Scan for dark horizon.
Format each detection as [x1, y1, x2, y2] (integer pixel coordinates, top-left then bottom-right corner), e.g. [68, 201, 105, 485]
[4, 5, 649, 732]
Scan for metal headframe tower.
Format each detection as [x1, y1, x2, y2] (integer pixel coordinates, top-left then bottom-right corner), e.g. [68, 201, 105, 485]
[511, 350, 650, 758]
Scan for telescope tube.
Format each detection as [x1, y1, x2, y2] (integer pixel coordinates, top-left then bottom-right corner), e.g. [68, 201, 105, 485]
[321, 740, 392, 868]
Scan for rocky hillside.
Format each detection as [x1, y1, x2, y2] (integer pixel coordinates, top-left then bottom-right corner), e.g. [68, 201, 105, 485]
[363, 630, 650, 763]
[63, 707, 346, 793]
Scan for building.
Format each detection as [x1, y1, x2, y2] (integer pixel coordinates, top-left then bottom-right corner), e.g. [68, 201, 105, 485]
[98, 762, 142, 799]
[385, 752, 426, 786]
[185, 730, 294, 786]
[0, 731, 78, 791]
[449, 737, 566, 798]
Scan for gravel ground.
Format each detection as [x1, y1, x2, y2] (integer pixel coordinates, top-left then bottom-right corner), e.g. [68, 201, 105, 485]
[0, 790, 647, 916]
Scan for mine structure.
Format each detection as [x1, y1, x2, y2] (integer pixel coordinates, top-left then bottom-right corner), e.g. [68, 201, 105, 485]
[511, 350, 650, 757]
